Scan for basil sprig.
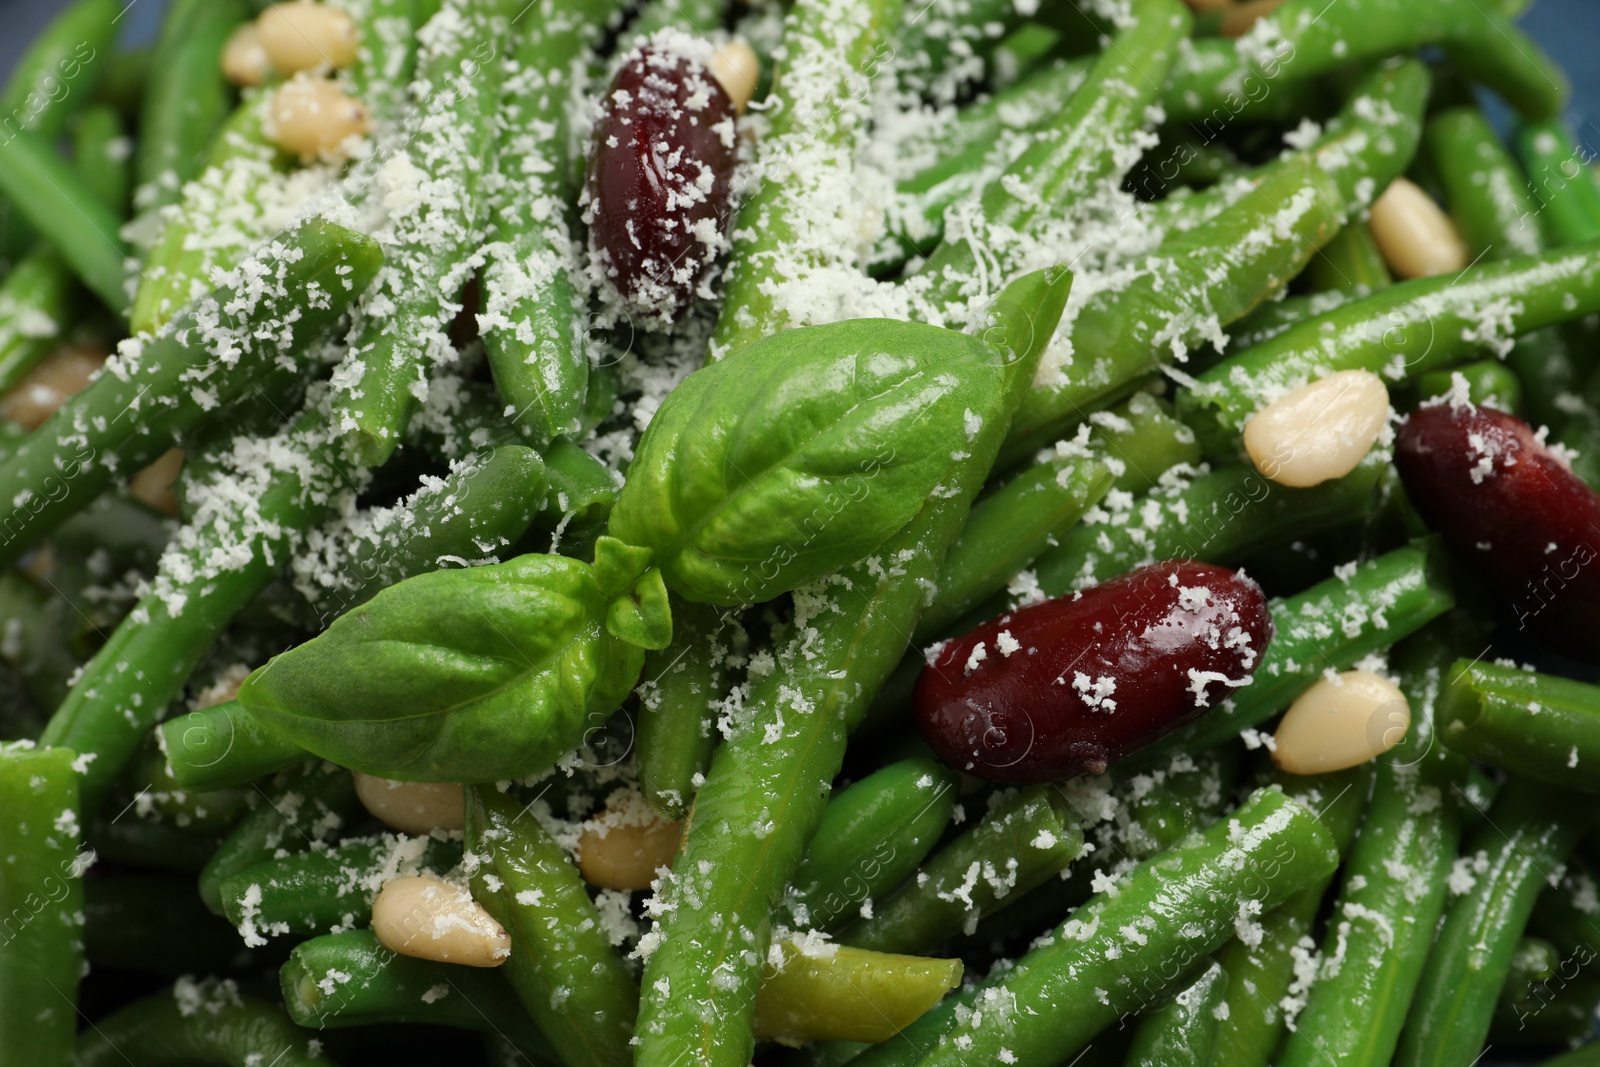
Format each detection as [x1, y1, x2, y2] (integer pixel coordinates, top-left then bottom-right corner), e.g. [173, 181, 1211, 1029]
[609, 318, 1010, 605]
[237, 538, 670, 782]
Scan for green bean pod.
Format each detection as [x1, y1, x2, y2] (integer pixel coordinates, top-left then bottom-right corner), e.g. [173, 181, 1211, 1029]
[1395, 778, 1598, 1067]
[788, 757, 959, 932]
[1180, 241, 1600, 441]
[219, 831, 462, 941]
[1211, 763, 1372, 1066]
[634, 268, 1071, 1067]
[197, 759, 359, 914]
[1414, 360, 1523, 414]
[346, 0, 420, 129]
[1436, 661, 1600, 792]
[0, 742, 85, 1067]
[1138, 540, 1455, 764]
[281, 927, 557, 1055]
[332, 0, 517, 466]
[466, 784, 637, 1067]
[1489, 936, 1600, 1046]
[0, 247, 74, 400]
[637, 599, 741, 819]
[752, 942, 963, 1046]
[850, 786, 1339, 1067]
[837, 785, 1081, 955]
[624, 0, 731, 45]
[0, 128, 128, 312]
[72, 105, 132, 218]
[72, 979, 327, 1067]
[161, 700, 311, 793]
[1307, 221, 1392, 295]
[710, 0, 901, 356]
[0, 218, 380, 569]
[1515, 120, 1600, 246]
[86, 812, 223, 873]
[134, 0, 246, 212]
[1124, 959, 1229, 1067]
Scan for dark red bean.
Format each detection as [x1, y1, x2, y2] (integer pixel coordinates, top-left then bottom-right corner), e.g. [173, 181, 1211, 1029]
[1396, 401, 1600, 659]
[915, 560, 1272, 783]
[584, 45, 738, 325]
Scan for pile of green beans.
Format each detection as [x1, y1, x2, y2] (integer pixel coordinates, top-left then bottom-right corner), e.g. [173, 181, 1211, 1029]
[5, 0, 1600, 1064]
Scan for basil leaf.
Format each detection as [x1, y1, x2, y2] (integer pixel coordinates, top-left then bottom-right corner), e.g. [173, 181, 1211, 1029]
[610, 318, 1009, 605]
[238, 554, 657, 782]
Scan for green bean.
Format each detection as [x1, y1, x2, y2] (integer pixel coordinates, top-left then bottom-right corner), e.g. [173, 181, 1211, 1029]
[836, 784, 1081, 954]
[281, 928, 557, 1056]
[535, 437, 620, 552]
[477, 0, 623, 446]
[1274, 624, 1471, 1067]
[1225, 290, 1360, 353]
[1307, 221, 1392, 295]
[197, 759, 359, 914]
[0, 128, 127, 312]
[1530, 859, 1600, 962]
[1436, 660, 1600, 792]
[466, 784, 637, 1067]
[135, 0, 246, 212]
[1032, 454, 1383, 598]
[788, 757, 959, 933]
[637, 599, 740, 819]
[72, 105, 131, 219]
[0, 567, 79, 717]
[850, 785, 1339, 1067]
[913, 0, 1189, 320]
[346, 0, 420, 129]
[162, 700, 311, 794]
[0, 742, 86, 1067]
[709, 0, 900, 356]
[332, 0, 518, 467]
[634, 267, 1070, 1067]
[0, 218, 379, 569]
[1538, 1045, 1600, 1067]
[1181, 241, 1600, 441]
[132, 95, 287, 334]
[219, 831, 462, 941]
[1124, 959, 1228, 1067]
[1395, 778, 1598, 1067]
[1493, 967, 1600, 1046]
[625, 0, 731, 43]
[86, 811, 223, 873]
[1415, 360, 1523, 413]
[123, 739, 251, 833]
[91, 47, 149, 119]
[1000, 156, 1344, 466]
[84, 874, 249, 976]
[1516, 120, 1600, 246]
[1210, 763, 1371, 1067]
[895, 0, 1029, 102]
[1157, 40, 1323, 125]
[0, 248, 75, 396]
[752, 942, 962, 1045]
[1139, 540, 1455, 764]
[73, 978, 328, 1067]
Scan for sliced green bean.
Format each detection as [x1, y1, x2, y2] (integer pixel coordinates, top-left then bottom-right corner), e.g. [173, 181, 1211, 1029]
[1437, 660, 1600, 792]
[73, 979, 327, 1067]
[197, 759, 359, 914]
[850, 786, 1339, 1067]
[788, 757, 959, 933]
[162, 700, 311, 794]
[752, 941, 962, 1045]
[466, 784, 637, 1067]
[1124, 959, 1228, 1067]
[0, 741, 85, 1067]
[637, 599, 741, 819]
[282, 927, 556, 1055]
[1415, 360, 1523, 413]
[1395, 778, 1598, 1067]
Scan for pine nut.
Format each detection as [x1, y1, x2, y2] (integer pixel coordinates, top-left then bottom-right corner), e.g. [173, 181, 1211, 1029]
[257, 2, 359, 75]
[1369, 177, 1469, 279]
[707, 39, 760, 114]
[128, 447, 184, 517]
[353, 773, 465, 835]
[1272, 669, 1411, 775]
[1181, 0, 1233, 12]
[576, 800, 681, 891]
[221, 23, 272, 87]
[267, 76, 370, 160]
[371, 874, 509, 967]
[1243, 369, 1389, 488]
[1221, 0, 1286, 36]
[0, 343, 107, 430]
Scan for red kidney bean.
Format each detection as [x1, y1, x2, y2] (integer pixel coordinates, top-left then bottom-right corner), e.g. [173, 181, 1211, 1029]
[915, 560, 1272, 783]
[1396, 401, 1600, 658]
[584, 45, 738, 325]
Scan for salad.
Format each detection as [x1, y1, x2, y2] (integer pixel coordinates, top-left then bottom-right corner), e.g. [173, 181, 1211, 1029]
[1, 0, 1600, 1065]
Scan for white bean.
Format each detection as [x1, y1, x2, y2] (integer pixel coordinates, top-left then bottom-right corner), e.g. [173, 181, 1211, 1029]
[353, 773, 465, 835]
[1369, 177, 1469, 279]
[371, 874, 509, 968]
[1243, 369, 1389, 488]
[267, 76, 369, 160]
[1273, 669, 1411, 775]
[221, 23, 272, 87]
[257, 2, 359, 74]
[707, 40, 760, 114]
